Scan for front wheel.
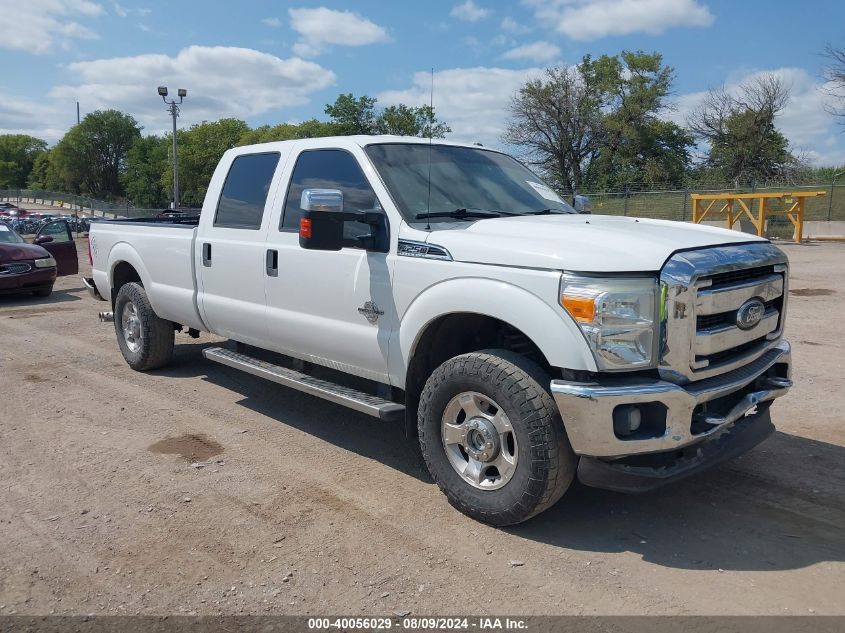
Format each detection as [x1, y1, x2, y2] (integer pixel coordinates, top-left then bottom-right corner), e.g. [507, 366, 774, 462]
[114, 282, 174, 371]
[418, 350, 576, 526]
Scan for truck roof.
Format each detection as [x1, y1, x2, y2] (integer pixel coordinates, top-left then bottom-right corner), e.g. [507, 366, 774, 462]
[232, 135, 491, 156]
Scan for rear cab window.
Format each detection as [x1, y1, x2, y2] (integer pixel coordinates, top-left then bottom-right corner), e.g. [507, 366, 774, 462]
[214, 152, 281, 230]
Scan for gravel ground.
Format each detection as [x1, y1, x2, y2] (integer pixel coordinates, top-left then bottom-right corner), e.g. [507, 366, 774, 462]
[0, 237, 843, 616]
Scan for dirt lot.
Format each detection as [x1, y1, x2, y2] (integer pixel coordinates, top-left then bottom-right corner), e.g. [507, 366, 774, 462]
[1, 238, 843, 616]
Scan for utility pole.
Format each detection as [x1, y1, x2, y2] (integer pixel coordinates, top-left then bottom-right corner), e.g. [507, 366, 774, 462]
[76, 101, 80, 125]
[158, 86, 187, 209]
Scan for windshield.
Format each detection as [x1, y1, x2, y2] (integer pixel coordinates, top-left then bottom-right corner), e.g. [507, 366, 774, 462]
[364, 143, 576, 222]
[0, 222, 25, 244]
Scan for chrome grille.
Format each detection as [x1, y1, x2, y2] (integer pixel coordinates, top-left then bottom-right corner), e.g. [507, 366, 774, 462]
[659, 243, 788, 384]
[0, 262, 32, 275]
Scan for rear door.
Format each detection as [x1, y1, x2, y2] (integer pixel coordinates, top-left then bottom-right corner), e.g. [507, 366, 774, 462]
[195, 150, 286, 346]
[34, 220, 78, 276]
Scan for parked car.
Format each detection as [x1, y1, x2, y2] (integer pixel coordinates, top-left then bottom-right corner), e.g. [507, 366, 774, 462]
[85, 136, 792, 526]
[0, 220, 78, 297]
[0, 204, 28, 218]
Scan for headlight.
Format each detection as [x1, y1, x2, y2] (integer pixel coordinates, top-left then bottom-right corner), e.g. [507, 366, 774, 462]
[560, 273, 657, 371]
[34, 257, 56, 268]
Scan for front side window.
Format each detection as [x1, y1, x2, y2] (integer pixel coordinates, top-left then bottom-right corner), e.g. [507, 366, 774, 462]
[364, 143, 577, 222]
[214, 152, 280, 229]
[281, 149, 382, 237]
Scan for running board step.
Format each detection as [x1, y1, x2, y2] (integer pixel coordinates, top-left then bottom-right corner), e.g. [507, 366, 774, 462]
[203, 347, 405, 422]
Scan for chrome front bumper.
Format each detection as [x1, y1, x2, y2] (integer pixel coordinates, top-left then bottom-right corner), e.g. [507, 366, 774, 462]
[551, 340, 792, 459]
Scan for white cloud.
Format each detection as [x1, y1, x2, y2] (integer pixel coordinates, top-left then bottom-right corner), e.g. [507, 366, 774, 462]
[501, 41, 561, 63]
[44, 46, 335, 135]
[288, 7, 390, 57]
[0, 0, 104, 54]
[527, 0, 714, 41]
[500, 17, 530, 34]
[378, 66, 545, 147]
[112, 2, 149, 17]
[450, 0, 491, 22]
[667, 67, 845, 166]
[261, 16, 282, 27]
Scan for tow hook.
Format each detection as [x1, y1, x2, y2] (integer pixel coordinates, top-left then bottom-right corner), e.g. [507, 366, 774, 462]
[98, 311, 114, 323]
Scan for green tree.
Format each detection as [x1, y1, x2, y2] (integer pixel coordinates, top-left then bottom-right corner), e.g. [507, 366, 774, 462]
[824, 44, 845, 122]
[122, 135, 169, 208]
[49, 110, 141, 198]
[238, 119, 342, 145]
[688, 75, 796, 183]
[375, 104, 451, 138]
[583, 51, 693, 189]
[326, 93, 451, 138]
[504, 51, 692, 195]
[325, 93, 378, 135]
[169, 118, 250, 206]
[504, 65, 604, 195]
[0, 134, 48, 188]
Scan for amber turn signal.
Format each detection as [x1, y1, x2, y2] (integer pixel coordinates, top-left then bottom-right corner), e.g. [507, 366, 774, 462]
[561, 295, 596, 323]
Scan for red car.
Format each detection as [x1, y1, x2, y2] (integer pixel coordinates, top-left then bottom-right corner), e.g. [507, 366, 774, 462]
[0, 202, 27, 217]
[0, 220, 78, 297]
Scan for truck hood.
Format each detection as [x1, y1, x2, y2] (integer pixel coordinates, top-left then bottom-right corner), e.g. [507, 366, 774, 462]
[0, 242, 49, 263]
[425, 214, 764, 272]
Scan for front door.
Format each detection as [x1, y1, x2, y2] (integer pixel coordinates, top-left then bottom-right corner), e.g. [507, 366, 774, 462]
[196, 151, 286, 346]
[264, 148, 395, 383]
[35, 220, 78, 276]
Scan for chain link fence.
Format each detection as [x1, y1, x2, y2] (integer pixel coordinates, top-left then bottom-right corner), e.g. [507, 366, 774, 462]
[575, 183, 844, 240]
[3, 182, 844, 239]
[0, 189, 166, 236]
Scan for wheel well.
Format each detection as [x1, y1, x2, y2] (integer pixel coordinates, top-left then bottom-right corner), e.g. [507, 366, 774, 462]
[404, 313, 552, 435]
[111, 261, 141, 306]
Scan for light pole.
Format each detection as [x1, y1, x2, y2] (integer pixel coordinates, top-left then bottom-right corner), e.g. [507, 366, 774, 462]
[158, 86, 187, 210]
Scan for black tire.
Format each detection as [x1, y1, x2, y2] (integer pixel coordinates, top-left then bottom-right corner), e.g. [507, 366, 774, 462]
[113, 282, 174, 371]
[33, 286, 53, 297]
[418, 349, 576, 526]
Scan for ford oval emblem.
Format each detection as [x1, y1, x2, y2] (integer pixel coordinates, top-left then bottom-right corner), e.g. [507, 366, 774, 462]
[736, 298, 765, 330]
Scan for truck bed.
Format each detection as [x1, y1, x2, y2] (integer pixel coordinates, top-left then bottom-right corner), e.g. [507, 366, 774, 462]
[89, 216, 206, 331]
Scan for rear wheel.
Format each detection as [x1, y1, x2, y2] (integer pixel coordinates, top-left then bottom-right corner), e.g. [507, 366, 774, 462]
[114, 282, 174, 371]
[418, 349, 576, 526]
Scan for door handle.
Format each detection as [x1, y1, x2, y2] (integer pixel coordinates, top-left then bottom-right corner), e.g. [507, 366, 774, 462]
[202, 243, 212, 267]
[266, 249, 278, 277]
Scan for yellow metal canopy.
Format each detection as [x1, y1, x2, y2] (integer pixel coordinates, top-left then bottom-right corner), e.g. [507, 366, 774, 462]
[690, 191, 827, 243]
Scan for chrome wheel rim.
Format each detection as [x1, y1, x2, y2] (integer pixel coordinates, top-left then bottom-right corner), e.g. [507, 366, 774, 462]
[441, 391, 518, 491]
[121, 301, 142, 353]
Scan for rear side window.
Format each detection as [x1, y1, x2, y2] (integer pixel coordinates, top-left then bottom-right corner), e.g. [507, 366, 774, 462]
[214, 152, 280, 229]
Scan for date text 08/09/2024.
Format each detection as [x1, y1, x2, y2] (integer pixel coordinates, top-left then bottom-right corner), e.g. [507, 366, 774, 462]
[307, 617, 528, 630]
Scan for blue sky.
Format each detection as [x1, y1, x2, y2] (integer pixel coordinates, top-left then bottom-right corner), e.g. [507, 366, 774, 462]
[1, 0, 844, 165]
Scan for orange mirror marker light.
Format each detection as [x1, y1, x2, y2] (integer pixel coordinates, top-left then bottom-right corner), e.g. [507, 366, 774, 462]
[299, 217, 312, 239]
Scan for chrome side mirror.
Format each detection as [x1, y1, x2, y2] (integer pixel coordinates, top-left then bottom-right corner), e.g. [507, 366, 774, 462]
[574, 195, 591, 214]
[301, 188, 343, 213]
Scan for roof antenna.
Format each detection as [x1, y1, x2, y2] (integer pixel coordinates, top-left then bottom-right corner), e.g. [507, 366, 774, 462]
[425, 67, 434, 230]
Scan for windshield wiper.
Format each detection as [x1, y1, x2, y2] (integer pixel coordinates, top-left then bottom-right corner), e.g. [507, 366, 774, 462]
[414, 208, 517, 221]
[523, 208, 575, 215]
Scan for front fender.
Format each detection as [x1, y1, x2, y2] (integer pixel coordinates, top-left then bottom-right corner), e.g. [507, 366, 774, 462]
[390, 277, 597, 386]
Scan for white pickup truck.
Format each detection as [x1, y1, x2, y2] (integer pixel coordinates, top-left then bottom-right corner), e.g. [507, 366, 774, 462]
[84, 136, 792, 525]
